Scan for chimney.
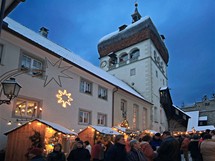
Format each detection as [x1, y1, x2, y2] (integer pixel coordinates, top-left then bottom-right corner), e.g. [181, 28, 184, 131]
[160, 34, 165, 42]
[39, 27, 49, 38]
[119, 24, 127, 31]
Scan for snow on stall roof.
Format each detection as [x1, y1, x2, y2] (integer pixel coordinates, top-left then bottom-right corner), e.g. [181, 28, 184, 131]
[4, 17, 146, 101]
[98, 16, 150, 43]
[113, 126, 127, 132]
[90, 125, 120, 135]
[4, 119, 77, 135]
[195, 125, 214, 131]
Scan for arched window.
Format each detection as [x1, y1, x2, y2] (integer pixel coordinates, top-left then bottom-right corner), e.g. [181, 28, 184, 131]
[109, 57, 117, 69]
[119, 53, 128, 65]
[130, 49, 140, 62]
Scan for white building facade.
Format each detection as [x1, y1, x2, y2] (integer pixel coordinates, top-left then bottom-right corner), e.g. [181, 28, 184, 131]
[98, 5, 169, 132]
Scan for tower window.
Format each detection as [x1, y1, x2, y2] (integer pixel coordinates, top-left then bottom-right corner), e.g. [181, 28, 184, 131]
[130, 49, 140, 62]
[130, 68, 136, 76]
[119, 53, 128, 65]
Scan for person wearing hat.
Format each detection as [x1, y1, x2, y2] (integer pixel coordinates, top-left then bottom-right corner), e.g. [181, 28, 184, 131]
[67, 140, 91, 161]
[149, 133, 162, 151]
[47, 143, 66, 161]
[127, 139, 147, 161]
[28, 147, 45, 161]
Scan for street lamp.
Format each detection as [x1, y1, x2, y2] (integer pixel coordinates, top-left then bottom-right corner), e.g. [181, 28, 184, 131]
[0, 78, 22, 105]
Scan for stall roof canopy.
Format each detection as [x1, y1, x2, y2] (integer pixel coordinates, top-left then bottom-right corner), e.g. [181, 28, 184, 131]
[4, 119, 78, 136]
[90, 125, 120, 135]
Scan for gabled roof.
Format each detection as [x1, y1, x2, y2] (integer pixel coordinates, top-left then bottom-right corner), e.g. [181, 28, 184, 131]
[3, 17, 150, 103]
[4, 119, 78, 135]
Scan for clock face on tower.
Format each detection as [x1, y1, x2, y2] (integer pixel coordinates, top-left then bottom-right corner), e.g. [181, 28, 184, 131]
[100, 61, 107, 68]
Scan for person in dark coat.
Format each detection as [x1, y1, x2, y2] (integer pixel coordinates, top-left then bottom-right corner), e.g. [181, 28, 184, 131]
[149, 133, 162, 151]
[47, 143, 66, 161]
[104, 135, 127, 161]
[67, 140, 91, 161]
[188, 135, 202, 161]
[127, 139, 147, 161]
[28, 147, 46, 161]
[154, 131, 181, 161]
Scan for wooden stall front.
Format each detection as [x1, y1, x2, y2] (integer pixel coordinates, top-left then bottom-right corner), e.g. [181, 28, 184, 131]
[4, 119, 77, 161]
[78, 125, 120, 146]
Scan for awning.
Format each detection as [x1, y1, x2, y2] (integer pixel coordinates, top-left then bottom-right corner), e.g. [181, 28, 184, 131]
[4, 118, 77, 135]
[90, 125, 120, 135]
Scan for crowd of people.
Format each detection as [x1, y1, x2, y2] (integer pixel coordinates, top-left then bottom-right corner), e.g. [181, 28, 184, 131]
[26, 129, 215, 161]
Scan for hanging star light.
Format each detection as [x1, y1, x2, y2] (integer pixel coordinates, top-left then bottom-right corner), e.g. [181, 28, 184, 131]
[44, 57, 73, 87]
[56, 90, 73, 108]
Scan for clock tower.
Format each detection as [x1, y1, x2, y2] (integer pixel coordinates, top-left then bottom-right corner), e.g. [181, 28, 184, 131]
[97, 3, 169, 132]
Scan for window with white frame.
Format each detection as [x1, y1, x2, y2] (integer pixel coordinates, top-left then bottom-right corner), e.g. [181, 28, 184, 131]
[13, 98, 41, 118]
[0, 44, 3, 64]
[80, 78, 92, 94]
[121, 99, 127, 119]
[130, 68, 136, 76]
[79, 110, 91, 124]
[133, 104, 139, 129]
[130, 49, 140, 62]
[98, 86, 107, 100]
[97, 113, 107, 126]
[20, 53, 44, 77]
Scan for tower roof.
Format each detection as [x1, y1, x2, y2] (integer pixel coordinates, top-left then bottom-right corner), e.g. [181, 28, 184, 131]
[97, 16, 169, 64]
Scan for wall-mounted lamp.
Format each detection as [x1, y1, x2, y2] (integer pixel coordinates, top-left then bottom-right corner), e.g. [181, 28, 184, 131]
[0, 78, 22, 105]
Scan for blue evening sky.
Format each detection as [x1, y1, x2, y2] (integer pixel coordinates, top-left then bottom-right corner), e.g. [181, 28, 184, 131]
[8, 0, 215, 106]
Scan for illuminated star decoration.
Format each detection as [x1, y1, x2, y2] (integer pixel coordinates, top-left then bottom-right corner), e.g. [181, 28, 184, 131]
[44, 57, 73, 87]
[56, 90, 73, 108]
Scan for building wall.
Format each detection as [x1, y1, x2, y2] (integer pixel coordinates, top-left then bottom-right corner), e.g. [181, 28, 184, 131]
[181, 96, 215, 126]
[113, 89, 152, 131]
[0, 30, 114, 149]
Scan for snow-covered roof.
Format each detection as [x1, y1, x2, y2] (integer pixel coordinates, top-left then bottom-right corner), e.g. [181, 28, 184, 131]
[98, 16, 150, 43]
[173, 105, 189, 116]
[113, 126, 127, 132]
[4, 17, 147, 102]
[194, 125, 214, 131]
[159, 86, 168, 90]
[5, 119, 78, 135]
[185, 111, 215, 132]
[90, 125, 120, 135]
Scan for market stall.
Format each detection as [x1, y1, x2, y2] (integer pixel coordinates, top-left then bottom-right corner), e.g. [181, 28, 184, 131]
[4, 119, 77, 161]
[78, 125, 120, 146]
[112, 126, 139, 139]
